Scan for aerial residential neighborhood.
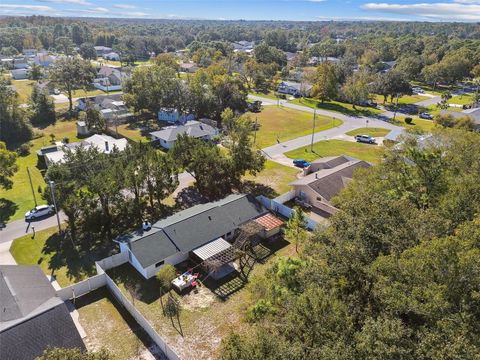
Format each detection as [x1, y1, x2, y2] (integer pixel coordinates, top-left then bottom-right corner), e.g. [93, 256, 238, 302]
[0, 2, 480, 360]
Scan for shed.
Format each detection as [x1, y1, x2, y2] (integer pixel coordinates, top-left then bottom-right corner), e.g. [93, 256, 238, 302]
[76, 121, 90, 137]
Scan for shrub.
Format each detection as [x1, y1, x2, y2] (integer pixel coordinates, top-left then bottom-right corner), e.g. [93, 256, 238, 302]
[156, 264, 177, 291]
[405, 117, 413, 124]
[17, 142, 32, 156]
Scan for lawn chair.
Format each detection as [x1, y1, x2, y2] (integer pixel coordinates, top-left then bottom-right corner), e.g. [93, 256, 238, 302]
[193, 273, 200, 279]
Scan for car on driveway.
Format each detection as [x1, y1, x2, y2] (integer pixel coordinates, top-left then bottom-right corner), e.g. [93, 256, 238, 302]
[354, 135, 376, 144]
[419, 112, 433, 120]
[293, 159, 311, 168]
[412, 87, 425, 94]
[25, 204, 55, 221]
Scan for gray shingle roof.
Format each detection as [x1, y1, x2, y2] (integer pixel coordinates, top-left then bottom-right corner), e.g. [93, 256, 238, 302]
[0, 303, 86, 360]
[290, 159, 371, 201]
[123, 194, 267, 268]
[150, 121, 217, 142]
[0, 265, 56, 322]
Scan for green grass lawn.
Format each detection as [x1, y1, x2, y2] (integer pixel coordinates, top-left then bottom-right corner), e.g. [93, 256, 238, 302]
[11, 79, 36, 103]
[0, 120, 81, 222]
[449, 94, 476, 105]
[253, 106, 342, 149]
[115, 123, 151, 142]
[249, 91, 279, 101]
[285, 139, 384, 164]
[394, 116, 436, 133]
[10, 226, 113, 286]
[70, 87, 121, 98]
[346, 127, 390, 137]
[77, 288, 155, 359]
[374, 94, 429, 105]
[290, 97, 383, 117]
[244, 160, 300, 197]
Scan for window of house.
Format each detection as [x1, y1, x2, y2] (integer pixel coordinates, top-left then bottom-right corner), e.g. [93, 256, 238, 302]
[155, 260, 164, 268]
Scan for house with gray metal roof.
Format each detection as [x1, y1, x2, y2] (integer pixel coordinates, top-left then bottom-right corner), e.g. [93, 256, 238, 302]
[150, 120, 219, 149]
[290, 156, 371, 216]
[0, 265, 85, 360]
[117, 194, 267, 279]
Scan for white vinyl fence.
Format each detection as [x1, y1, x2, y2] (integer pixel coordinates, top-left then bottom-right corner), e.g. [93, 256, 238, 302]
[56, 274, 106, 301]
[257, 195, 318, 231]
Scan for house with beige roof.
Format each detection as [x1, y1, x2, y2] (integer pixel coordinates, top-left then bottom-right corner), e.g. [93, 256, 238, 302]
[289, 156, 371, 216]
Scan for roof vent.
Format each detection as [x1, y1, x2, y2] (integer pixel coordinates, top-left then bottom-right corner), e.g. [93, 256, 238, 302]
[315, 173, 318, 179]
[208, 216, 212, 221]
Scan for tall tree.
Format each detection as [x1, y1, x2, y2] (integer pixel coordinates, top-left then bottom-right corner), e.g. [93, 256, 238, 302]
[284, 206, 308, 253]
[49, 57, 96, 113]
[0, 141, 18, 190]
[29, 85, 56, 126]
[311, 62, 338, 103]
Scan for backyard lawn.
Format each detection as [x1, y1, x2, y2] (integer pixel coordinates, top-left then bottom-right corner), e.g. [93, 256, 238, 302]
[346, 127, 390, 137]
[10, 226, 111, 287]
[290, 97, 383, 117]
[285, 139, 384, 164]
[244, 160, 300, 197]
[394, 116, 436, 133]
[107, 236, 295, 360]
[0, 120, 81, 222]
[77, 288, 159, 359]
[373, 94, 429, 105]
[253, 106, 342, 149]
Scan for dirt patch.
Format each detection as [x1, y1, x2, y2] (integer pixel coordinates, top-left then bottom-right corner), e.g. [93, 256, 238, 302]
[178, 285, 217, 311]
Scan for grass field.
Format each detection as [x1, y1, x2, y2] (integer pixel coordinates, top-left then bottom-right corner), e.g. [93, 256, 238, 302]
[244, 160, 299, 197]
[10, 226, 114, 286]
[11, 79, 36, 103]
[115, 123, 151, 142]
[449, 94, 476, 105]
[285, 139, 384, 164]
[0, 120, 80, 222]
[249, 91, 279, 101]
[394, 116, 436, 133]
[253, 106, 342, 149]
[373, 94, 429, 105]
[77, 288, 156, 359]
[290, 97, 383, 117]
[346, 127, 390, 137]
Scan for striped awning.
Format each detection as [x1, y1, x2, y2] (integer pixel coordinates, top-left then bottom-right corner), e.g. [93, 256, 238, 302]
[192, 238, 232, 261]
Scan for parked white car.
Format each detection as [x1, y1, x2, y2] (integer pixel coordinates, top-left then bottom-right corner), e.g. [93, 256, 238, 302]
[25, 205, 55, 221]
[354, 135, 376, 144]
[412, 87, 425, 94]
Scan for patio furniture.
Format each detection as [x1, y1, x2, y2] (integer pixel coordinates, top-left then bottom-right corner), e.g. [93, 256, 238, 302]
[171, 273, 195, 291]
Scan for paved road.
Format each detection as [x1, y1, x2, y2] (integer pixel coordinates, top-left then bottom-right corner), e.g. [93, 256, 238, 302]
[249, 95, 402, 159]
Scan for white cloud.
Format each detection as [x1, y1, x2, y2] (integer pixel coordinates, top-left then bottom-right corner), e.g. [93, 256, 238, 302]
[113, 4, 136, 9]
[37, 0, 93, 5]
[0, 4, 53, 12]
[362, 2, 480, 21]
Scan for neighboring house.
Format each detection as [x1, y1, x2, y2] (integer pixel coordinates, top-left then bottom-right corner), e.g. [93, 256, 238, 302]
[179, 62, 199, 73]
[285, 52, 298, 62]
[43, 134, 128, 167]
[117, 194, 278, 279]
[22, 48, 37, 57]
[158, 108, 195, 124]
[289, 156, 371, 216]
[93, 66, 128, 91]
[440, 109, 480, 130]
[13, 57, 29, 69]
[94, 46, 113, 57]
[277, 81, 312, 97]
[104, 52, 120, 61]
[232, 41, 255, 53]
[11, 68, 28, 80]
[150, 120, 219, 149]
[307, 56, 340, 66]
[0, 57, 14, 69]
[36, 81, 56, 94]
[77, 94, 131, 120]
[0, 265, 85, 360]
[381, 60, 397, 72]
[33, 53, 56, 67]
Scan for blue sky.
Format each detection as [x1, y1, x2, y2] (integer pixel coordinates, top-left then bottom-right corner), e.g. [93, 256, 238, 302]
[1, 0, 479, 21]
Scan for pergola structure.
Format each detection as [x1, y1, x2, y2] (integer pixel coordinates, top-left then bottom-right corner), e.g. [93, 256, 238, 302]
[202, 221, 264, 275]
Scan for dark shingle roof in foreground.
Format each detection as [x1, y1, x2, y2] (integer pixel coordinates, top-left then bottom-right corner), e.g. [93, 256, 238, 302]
[0, 265, 85, 360]
[124, 194, 267, 268]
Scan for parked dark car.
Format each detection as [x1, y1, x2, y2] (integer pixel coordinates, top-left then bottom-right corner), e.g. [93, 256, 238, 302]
[358, 100, 378, 108]
[419, 112, 433, 120]
[248, 100, 262, 113]
[293, 159, 311, 168]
